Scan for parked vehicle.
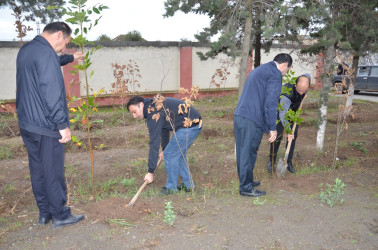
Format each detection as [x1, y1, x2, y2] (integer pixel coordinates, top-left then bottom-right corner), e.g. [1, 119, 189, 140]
[331, 65, 378, 93]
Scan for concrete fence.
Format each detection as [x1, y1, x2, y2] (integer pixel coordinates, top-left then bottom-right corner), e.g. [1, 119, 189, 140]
[0, 41, 318, 108]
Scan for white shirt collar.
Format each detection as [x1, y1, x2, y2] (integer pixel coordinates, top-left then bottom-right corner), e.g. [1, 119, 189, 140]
[274, 61, 280, 70]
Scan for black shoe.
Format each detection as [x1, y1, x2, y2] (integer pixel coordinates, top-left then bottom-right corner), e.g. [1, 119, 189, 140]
[267, 161, 273, 173]
[38, 216, 52, 226]
[240, 188, 266, 197]
[177, 183, 192, 192]
[52, 214, 84, 229]
[159, 187, 177, 196]
[252, 181, 260, 187]
[287, 161, 295, 173]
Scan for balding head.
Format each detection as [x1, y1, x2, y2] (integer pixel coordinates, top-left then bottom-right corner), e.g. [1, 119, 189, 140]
[296, 75, 310, 95]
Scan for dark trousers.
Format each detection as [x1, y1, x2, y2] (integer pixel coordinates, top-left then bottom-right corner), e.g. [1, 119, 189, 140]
[234, 115, 263, 192]
[20, 129, 70, 220]
[269, 121, 298, 164]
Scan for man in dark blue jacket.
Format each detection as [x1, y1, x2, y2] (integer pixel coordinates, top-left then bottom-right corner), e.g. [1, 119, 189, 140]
[234, 53, 293, 197]
[16, 22, 84, 228]
[127, 95, 202, 195]
[60, 51, 84, 66]
[267, 73, 311, 174]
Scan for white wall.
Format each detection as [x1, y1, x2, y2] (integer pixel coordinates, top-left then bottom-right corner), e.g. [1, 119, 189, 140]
[0, 42, 318, 102]
[82, 46, 180, 95]
[192, 47, 240, 89]
[0, 47, 18, 100]
[261, 47, 317, 85]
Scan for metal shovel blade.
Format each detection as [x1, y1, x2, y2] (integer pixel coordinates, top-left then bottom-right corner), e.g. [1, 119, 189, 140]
[276, 158, 287, 178]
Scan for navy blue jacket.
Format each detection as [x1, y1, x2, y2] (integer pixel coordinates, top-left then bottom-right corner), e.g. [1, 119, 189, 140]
[143, 97, 201, 173]
[60, 54, 74, 66]
[16, 35, 69, 138]
[234, 61, 282, 133]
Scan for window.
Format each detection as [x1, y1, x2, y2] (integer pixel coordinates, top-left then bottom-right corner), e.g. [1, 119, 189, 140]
[370, 67, 378, 76]
[358, 67, 369, 76]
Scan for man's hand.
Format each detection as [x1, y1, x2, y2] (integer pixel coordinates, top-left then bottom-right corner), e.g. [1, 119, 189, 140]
[144, 173, 154, 184]
[59, 127, 71, 144]
[73, 51, 84, 61]
[268, 130, 277, 143]
[159, 152, 164, 160]
[287, 134, 295, 141]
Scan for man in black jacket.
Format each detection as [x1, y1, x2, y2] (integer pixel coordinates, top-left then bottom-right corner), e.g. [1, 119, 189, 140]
[267, 73, 311, 174]
[127, 95, 202, 195]
[16, 22, 84, 228]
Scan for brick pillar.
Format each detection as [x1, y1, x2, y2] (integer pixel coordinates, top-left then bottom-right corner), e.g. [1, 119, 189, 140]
[247, 50, 254, 76]
[62, 48, 81, 100]
[315, 52, 324, 89]
[180, 47, 192, 90]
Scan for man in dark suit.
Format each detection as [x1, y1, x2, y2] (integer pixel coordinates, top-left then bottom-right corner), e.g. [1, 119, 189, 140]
[234, 53, 293, 197]
[16, 22, 84, 228]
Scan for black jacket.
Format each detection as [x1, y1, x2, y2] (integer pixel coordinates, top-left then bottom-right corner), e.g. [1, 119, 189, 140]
[143, 97, 201, 173]
[60, 54, 74, 66]
[16, 35, 69, 138]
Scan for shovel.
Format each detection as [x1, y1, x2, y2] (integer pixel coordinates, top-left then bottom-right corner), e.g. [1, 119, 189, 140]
[276, 97, 306, 178]
[276, 123, 298, 178]
[126, 158, 163, 207]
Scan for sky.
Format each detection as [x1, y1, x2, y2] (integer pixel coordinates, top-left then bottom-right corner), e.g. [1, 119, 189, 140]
[0, 0, 211, 42]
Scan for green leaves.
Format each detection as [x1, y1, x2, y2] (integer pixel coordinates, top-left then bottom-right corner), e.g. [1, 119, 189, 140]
[319, 178, 346, 208]
[283, 109, 303, 134]
[164, 201, 176, 226]
[92, 6, 99, 14]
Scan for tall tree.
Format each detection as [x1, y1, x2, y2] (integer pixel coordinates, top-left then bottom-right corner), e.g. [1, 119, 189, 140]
[300, 0, 378, 151]
[96, 34, 112, 42]
[0, 0, 64, 23]
[163, 0, 278, 96]
[335, 1, 378, 116]
[113, 30, 146, 42]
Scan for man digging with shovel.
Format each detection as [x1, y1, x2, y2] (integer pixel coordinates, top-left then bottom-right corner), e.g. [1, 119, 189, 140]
[127, 95, 202, 196]
[267, 73, 311, 174]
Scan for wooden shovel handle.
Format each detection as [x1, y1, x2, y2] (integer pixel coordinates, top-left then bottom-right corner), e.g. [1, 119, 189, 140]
[283, 95, 306, 161]
[127, 158, 163, 207]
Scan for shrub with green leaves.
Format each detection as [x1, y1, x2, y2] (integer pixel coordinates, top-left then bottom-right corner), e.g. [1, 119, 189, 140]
[164, 201, 176, 226]
[319, 178, 346, 207]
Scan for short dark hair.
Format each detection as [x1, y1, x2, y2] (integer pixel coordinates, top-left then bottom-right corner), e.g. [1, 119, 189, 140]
[127, 96, 144, 111]
[273, 53, 293, 67]
[43, 22, 72, 38]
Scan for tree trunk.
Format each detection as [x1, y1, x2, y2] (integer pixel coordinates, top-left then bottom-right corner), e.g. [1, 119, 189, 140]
[238, 0, 253, 98]
[344, 55, 359, 117]
[316, 44, 335, 152]
[254, 15, 262, 68]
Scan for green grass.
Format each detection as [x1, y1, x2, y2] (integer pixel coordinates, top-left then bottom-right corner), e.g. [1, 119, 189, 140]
[120, 177, 135, 187]
[65, 164, 79, 178]
[296, 164, 331, 175]
[344, 157, 358, 167]
[350, 141, 369, 155]
[195, 93, 238, 109]
[359, 131, 368, 137]
[188, 155, 198, 164]
[218, 144, 227, 151]
[131, 158, 148, 175]
[5, 184, 14, 193]
[0, 146, 14, 160]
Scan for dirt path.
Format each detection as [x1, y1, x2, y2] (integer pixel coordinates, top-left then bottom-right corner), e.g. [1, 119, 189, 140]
[1, 94, 377, 249]
[3, 169, 377, 249]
